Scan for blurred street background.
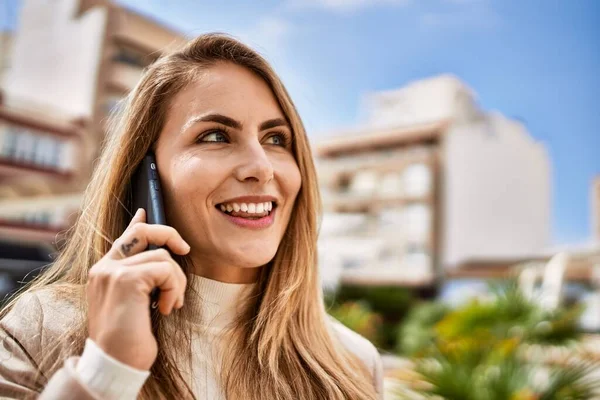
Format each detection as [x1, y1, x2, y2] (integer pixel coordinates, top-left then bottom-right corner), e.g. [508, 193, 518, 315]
[0, 0, 599, 398]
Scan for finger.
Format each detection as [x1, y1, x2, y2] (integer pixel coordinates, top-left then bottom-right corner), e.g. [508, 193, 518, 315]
[134, 262, 184, 315]
[109, 224, 190, 260]
[120, 248, 175, 266]
[126, 208, 146, 230]
[120, 248, 188, 306]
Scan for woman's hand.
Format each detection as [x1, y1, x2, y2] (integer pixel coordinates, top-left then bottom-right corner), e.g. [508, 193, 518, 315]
[86, 208, 190, 371]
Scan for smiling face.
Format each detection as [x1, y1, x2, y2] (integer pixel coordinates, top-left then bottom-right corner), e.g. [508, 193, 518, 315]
[155, 62, 302, 283]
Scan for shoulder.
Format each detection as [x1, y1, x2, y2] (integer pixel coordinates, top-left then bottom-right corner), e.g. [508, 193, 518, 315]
[327, 316, 384, 397]
[3, 284, 83, 330]
[327, 315, 383, 394]
[1, 285, 84, 368]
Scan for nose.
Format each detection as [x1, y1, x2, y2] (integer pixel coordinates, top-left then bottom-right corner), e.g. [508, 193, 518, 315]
[234, 142, 274, 184]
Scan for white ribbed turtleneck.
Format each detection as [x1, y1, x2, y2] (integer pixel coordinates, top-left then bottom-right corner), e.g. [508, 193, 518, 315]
[185, 274, 256, 330]
[180, 275, 256, 398]
[76, 275, 256, 400]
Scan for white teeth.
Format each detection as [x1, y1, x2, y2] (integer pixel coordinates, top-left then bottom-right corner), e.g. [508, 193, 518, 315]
[219, 201, 274, 214]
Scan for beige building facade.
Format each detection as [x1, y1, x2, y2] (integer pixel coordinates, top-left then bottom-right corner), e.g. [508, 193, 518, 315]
[0, 32, 12, 83]
[317, 75, 551, 288]
[0, 0, 185, 293]
[593, 176, 600, 242]
[0, 0, 185, 245]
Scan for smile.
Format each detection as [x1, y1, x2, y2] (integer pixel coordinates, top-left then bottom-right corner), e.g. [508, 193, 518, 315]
[215, 201, 277, 230]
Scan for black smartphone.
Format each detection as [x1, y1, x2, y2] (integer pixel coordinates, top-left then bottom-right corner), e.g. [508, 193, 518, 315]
[130, 152, 166, 309]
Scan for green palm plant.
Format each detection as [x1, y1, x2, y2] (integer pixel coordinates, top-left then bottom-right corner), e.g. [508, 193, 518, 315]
[413, 354, 600, 400]
[393, 281, 598, 399]
[397, 301, 449, 356]
[537, 360, 600, 400]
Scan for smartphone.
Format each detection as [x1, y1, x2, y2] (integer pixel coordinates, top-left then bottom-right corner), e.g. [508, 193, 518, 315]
[130, 152, 166, 309]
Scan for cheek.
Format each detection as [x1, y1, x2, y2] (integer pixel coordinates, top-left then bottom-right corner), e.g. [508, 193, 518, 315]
[165, 156, 221, 221]
[172, 156, 220, 194]
[278, 158, 302, 200]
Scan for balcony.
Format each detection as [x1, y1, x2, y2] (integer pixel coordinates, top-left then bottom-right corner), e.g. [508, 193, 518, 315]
[111, 8, 186, 57]
[318, 227, 436, 287]
[322, 192, 431, 213]
[0, 102, 84, 179]
[0, 124, 78, 179]
[0, 193, 82, 244]
[340, 266, 435, 287]
[316, 120, 446, 157]
[318, 147, 434, 180]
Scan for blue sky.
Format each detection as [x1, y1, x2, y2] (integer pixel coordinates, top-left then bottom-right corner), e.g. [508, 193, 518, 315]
[2, 0, 599, 246]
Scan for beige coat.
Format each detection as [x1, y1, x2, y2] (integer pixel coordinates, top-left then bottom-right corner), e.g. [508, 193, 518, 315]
[0, 288, 383, 399]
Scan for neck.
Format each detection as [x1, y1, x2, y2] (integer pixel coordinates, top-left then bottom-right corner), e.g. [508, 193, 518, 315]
[184, 274, 257, 328]
[188, 253, 262, 284]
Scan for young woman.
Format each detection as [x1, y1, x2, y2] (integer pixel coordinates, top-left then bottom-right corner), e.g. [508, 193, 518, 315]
[0, 34, 383, 400]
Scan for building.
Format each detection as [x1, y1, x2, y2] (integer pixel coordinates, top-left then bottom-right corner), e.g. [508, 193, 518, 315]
[0, 0, 186, 297]
[317, 75, 551, 288]
[0, 32, 12, 83]
[593, 176, 600, 243]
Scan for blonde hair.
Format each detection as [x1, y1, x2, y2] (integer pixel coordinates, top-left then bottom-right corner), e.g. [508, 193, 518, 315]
[1, 34, 377, 399]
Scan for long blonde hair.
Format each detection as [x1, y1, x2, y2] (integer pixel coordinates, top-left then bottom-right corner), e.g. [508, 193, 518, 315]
[1, 34, 377, 399]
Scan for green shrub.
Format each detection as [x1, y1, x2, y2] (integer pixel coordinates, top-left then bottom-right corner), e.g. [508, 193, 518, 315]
[334, 285, 414, 317]
[327, 284, 415, 350]
[392, 281, 597, 399]
[396, 301, 449, 356]
[328, 300, 384, 346]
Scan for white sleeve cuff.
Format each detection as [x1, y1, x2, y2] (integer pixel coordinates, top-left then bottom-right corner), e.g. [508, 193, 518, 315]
[75, 338, 150, 400]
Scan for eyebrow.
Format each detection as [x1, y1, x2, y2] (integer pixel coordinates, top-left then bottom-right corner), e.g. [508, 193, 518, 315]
[259, 118, 288, 131]
[181, 113, 289, 134]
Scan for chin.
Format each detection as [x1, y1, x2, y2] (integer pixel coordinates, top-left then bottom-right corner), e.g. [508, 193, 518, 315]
[237, 255, 277, 269]
[225, 247, 278, 269]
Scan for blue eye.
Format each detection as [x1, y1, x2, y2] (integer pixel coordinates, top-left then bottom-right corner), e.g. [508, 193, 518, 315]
[200, 131, 228, 143]
[265, 134, 288, 146]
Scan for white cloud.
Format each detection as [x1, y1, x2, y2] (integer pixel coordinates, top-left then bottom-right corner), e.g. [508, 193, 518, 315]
[287, 0, 411, 13]
[233, 16, 293, 61]
[420, 1, 500, 30]
[442, 0, 488, 4]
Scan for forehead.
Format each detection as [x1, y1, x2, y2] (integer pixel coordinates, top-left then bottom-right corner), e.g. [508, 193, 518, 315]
[166, 62, 285, 127]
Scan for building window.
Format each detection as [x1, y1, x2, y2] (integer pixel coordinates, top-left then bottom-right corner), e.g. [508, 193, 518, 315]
[113, 45, 148, 68]
[0, 123, 74, 172]
[402, 163, 431, 197]
[379, 171, 403, 197]
[402, 245, 431, 275]
[20, 211, 53, 227]
[378, 209, 404, 232]
[349, 170, 378, 196]
[402, 204, 431, 243]
[103, 93, 126, 116]
[343, 258, 363, 270]
[0, 125, 17, 158]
